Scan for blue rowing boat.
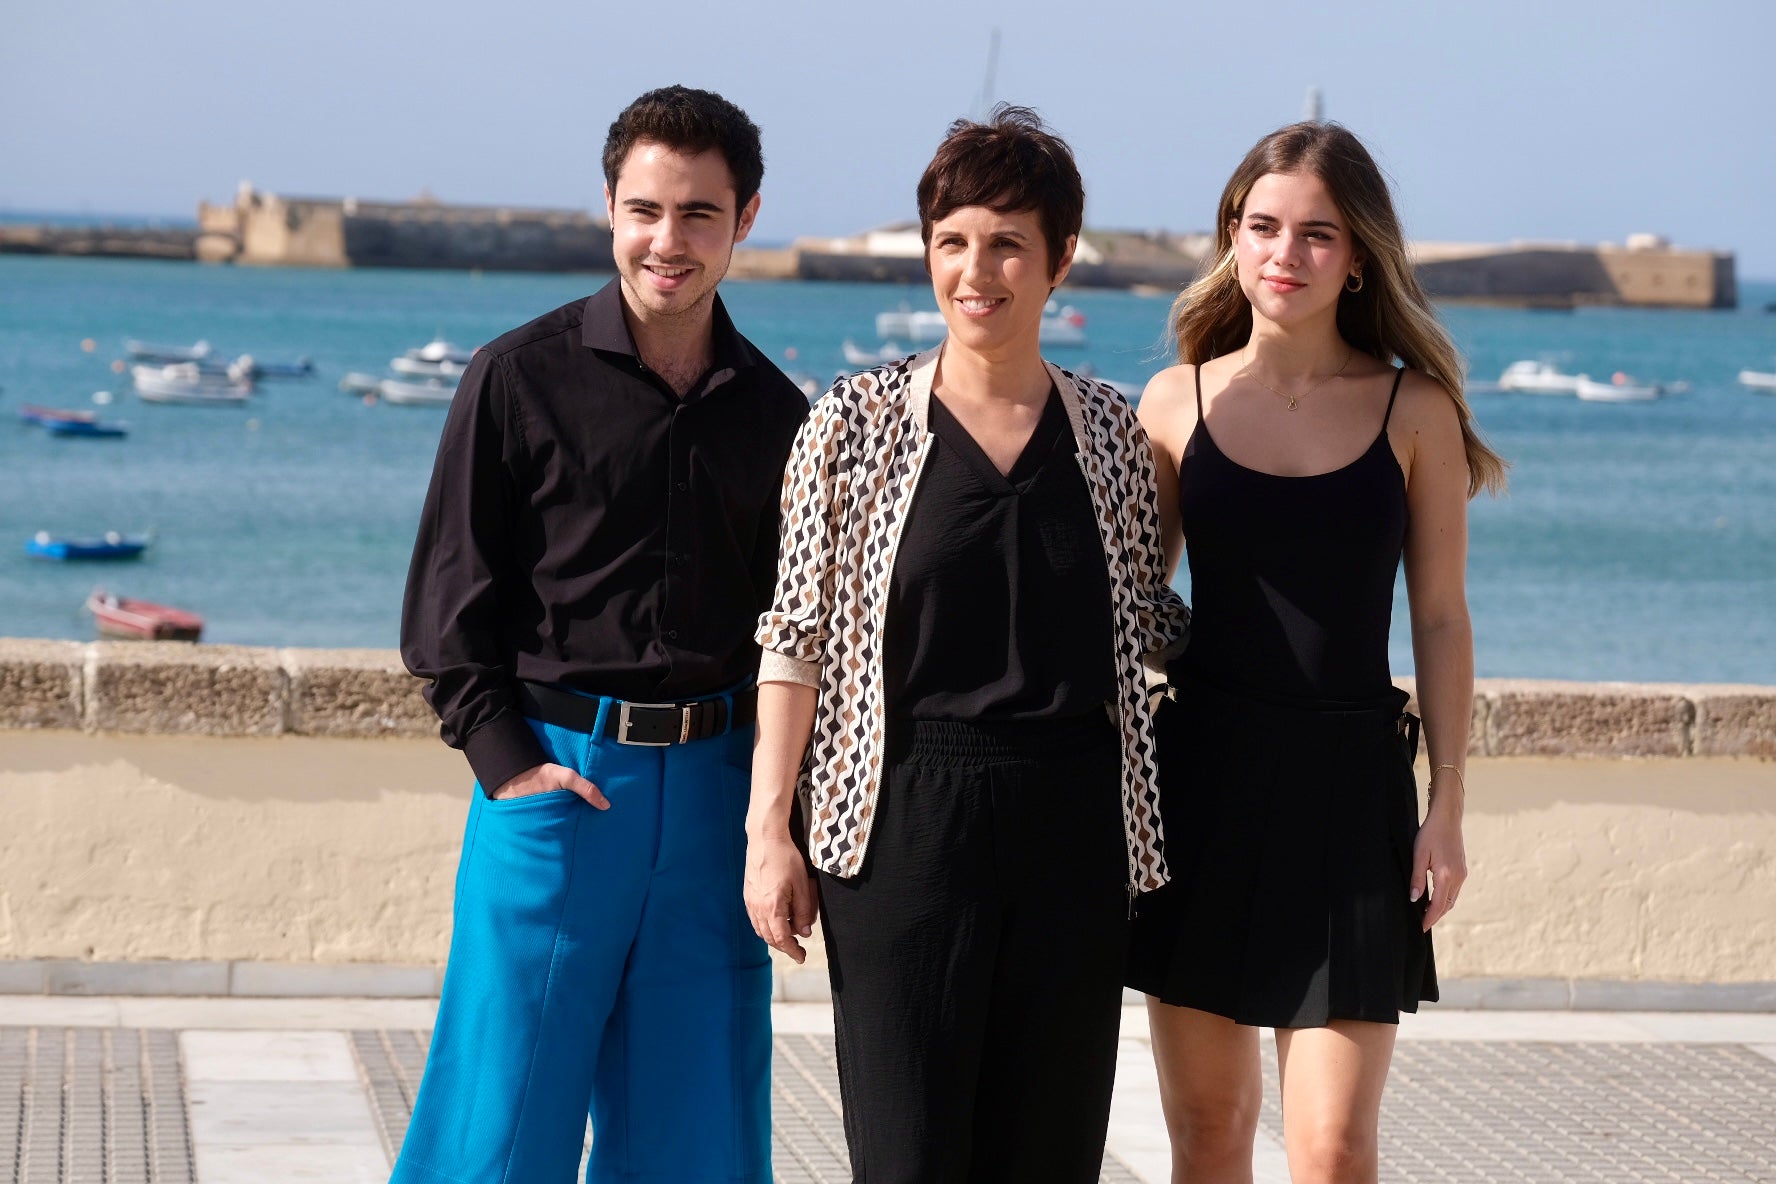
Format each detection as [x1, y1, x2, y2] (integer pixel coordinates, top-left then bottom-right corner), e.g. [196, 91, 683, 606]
[25, 531, 150, 561]
[44, 418, 128, 438]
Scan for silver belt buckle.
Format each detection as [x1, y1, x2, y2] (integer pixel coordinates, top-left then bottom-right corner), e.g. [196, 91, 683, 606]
[617, 701, 685, 746]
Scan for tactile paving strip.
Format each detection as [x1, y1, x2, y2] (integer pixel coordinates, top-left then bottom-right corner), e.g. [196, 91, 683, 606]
[0, 1027, 195, 1184]
[358, 1029, 1146, 1182]
[1256, 1040, 1776, 1182]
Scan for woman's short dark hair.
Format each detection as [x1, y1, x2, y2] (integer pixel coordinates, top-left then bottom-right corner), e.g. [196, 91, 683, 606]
[602, 86, 764, 211]
[916, 105, 1083, 279]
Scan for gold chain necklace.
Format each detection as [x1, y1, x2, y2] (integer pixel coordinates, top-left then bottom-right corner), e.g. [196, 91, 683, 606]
[1239, 346, 1352, 411]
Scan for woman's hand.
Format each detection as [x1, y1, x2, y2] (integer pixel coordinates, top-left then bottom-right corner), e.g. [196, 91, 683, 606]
[1410, 793, 1467, 931]
[745, 833, 819, 963]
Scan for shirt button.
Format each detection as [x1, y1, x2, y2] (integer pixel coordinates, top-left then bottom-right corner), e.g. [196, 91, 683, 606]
[666, 629, 679, 640]
[675, 481, 688, 492]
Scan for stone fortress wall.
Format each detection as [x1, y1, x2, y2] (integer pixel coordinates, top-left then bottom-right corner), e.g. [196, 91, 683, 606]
[1, 639, 1772, 1006]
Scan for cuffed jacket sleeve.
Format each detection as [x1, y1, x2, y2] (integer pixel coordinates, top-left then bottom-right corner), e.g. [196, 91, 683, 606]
[755, 394, 850, 688]
[400, 349, 548, 792]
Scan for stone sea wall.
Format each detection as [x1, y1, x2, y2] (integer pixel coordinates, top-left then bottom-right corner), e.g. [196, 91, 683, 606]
[0, 639, 1772, 1006]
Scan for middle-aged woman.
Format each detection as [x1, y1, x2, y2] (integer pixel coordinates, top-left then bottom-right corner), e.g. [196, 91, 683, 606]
[744, 106, 1188, 1182]
[1127, 121, 1507, 1184]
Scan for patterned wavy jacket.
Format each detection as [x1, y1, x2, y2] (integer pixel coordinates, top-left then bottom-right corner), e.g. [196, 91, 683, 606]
[755, 346, 1190, 895]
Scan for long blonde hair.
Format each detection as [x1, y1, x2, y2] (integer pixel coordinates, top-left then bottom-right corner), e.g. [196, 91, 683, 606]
[1173, 122, 1506, 496]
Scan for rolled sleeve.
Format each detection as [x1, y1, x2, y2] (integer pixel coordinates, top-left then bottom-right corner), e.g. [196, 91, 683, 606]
[755, 396, 849, 674]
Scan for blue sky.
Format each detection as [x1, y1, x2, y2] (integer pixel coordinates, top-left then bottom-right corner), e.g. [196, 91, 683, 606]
[6, 0, 1774, 277]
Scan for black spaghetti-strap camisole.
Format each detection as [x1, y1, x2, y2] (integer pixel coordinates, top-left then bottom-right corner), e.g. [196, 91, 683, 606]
[1174, 365, 1407, 702]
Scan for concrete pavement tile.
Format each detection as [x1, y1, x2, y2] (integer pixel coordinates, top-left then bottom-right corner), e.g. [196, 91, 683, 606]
[229, 961, 440, 998]
[770, 1001, 836, 1035]
[187, 1081, 382, 1146]
[182, 1030, 360, 1082]
[192, 1142, 389, 1182]
[1749, 1044, 1776, 1066]
[1252, 1134, 1292, 1184]
[119, 995, 441, 1030]
[1396, 1009, 1648, 1042]
[0, 996, 122, 1025]
[1612, 1012, 1776, 1042]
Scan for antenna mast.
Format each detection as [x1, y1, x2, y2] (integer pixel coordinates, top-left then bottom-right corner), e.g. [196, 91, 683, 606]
[978, 28, 1001, 116]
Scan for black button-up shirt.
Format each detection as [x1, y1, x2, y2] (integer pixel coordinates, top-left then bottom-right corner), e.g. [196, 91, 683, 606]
[401, 279, 810, 790]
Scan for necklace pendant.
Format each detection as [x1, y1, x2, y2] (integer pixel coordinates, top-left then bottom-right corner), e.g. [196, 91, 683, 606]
[1287, 397, 1298, 411]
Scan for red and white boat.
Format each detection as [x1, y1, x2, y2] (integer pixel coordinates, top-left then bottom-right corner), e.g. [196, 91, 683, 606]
[84, 589, 204, 641]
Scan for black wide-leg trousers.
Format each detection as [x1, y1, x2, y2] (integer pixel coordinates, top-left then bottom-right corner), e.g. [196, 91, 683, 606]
[816, 712, 1130, 1184]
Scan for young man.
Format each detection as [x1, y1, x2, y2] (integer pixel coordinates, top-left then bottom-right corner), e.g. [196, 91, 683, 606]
[393, 86, 810, 1184]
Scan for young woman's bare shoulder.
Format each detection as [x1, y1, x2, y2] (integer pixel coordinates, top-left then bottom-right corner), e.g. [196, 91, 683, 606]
[1390, 369, 1463, 438]
[1138, 365, 1200, 446]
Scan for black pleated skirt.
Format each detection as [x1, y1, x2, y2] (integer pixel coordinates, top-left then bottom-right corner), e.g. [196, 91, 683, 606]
[1127, 668, 1438, 1027]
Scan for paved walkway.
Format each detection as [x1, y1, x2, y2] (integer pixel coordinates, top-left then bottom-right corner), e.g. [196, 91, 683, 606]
[2, 997, 1774, 1182]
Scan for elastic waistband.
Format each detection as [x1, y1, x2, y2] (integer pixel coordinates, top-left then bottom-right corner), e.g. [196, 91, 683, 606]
[891, 710, 1117, 767]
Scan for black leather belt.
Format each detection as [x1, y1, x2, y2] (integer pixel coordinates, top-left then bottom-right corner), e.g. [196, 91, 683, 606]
[517, 680, 758, 746]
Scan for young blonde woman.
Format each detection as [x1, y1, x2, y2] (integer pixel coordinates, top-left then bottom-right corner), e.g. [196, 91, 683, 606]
[1127, 122, 1506, 1184]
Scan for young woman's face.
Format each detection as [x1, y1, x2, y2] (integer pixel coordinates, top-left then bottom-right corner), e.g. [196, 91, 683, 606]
[927, 205, 1072, 356]
[1232, 170, 1362, 329]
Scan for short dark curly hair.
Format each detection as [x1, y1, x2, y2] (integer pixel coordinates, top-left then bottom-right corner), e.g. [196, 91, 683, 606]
[602, 85, 764, 213]
[916, 104, 1084, 280]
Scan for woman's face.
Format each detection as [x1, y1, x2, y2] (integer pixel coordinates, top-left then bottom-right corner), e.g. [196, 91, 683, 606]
[1231, 170, 1362, 329]
[927, 205, 1073, 355]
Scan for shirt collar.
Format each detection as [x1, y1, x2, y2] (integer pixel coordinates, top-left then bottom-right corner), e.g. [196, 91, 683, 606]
[580, 277, 754, 375]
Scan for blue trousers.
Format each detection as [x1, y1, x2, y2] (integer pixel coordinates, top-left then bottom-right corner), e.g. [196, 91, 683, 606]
[391, 713, 773, 1184]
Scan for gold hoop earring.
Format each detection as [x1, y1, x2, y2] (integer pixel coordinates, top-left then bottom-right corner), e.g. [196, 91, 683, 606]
[1345, 271, 1364, 294]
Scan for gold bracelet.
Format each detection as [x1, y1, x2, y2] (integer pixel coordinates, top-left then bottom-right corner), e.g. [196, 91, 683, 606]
[1430, 763, 1466, 793]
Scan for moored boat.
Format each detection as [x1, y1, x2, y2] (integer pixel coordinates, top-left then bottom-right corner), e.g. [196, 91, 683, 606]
[84, 588, 204, 641]
[842, 339, 911, 367]
[132, 363, 253, 404]
[126, 339, 213, 364]
[873, 301, 1088, 347]
[18, 404, 99, 427]
[1574, 374, 1661, 403]
[1498, 359, 1582, 395]
[378, 376, 458, 406]
[26, 530, 150, 561]
[391, 339, 476, 378]
[45, 418, 127, 438]
[1739, 369, 1776, 391]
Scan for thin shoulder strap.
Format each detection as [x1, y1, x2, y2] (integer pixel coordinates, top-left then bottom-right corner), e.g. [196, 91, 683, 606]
[1193, 363, 1205, 419]
[1381, 366, 1405, 430]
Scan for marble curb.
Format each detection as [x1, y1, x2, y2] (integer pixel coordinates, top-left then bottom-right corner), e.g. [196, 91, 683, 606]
[3, 961, 1775, 1012]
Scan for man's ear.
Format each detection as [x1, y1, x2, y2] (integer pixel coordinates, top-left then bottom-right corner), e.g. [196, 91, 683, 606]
[604, 183, 615, 225]
[734, 192, 762, 245]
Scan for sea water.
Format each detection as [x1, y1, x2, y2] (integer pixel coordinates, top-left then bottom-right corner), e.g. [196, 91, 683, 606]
[1, 255, 1771, 682]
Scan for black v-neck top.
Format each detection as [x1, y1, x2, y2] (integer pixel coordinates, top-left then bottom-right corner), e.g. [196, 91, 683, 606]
[885, 388, 1116, 721]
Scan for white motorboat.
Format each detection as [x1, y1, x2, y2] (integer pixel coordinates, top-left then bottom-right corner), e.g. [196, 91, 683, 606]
[126, 339, 213, 364]
[842, 340, 911, 367]
[338, 372, 385, 396]
[1574, 375, 1660, 403]
[390, 355, 469, 379]
[1498, 360, 1582, 395]
[132, 363, 253, 404]
[873, 301, 1088, 347]
[378, 376, 458, 406]
[1738, 369, 1776, 391]
[391, 339, 476, 378]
